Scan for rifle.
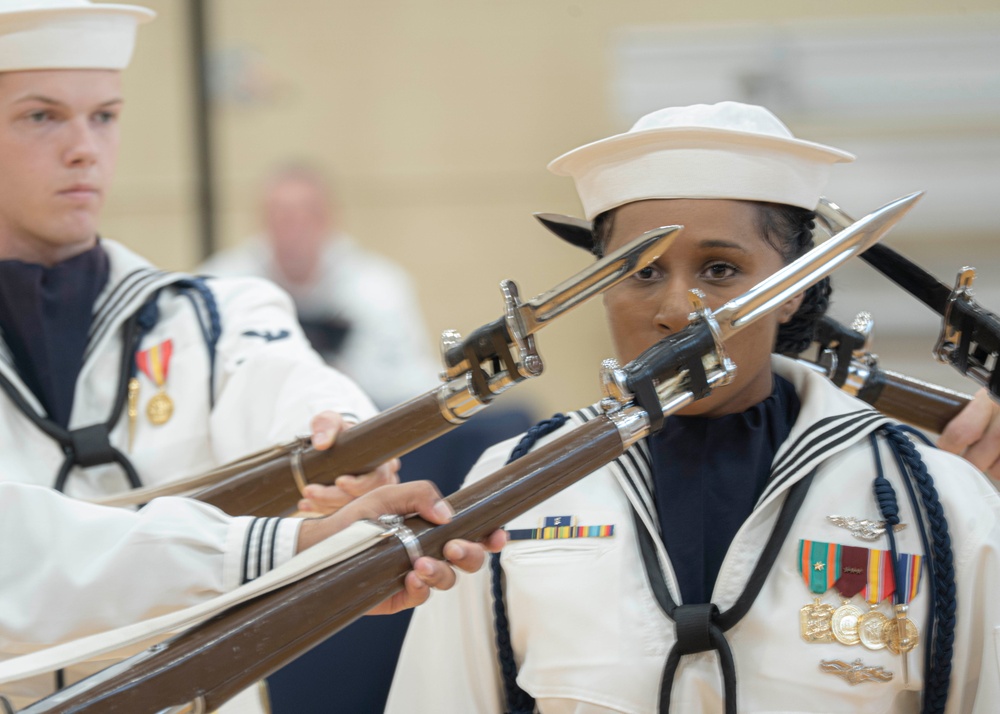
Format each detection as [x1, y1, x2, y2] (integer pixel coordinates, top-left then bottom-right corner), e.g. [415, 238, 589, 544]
[18, 194, 917, 713]
[799, 314, 972, 433]
[182, 226, 681, 517]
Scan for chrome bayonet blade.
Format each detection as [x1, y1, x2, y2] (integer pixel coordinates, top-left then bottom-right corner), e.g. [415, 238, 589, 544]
[817, 196, 951, 315]
[716, 192, 923, 336]
[519, 225, 682, 333]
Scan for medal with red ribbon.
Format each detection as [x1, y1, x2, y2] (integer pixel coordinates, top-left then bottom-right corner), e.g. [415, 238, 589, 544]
[829, 545, 868, 645]
[136, 340, 174, 426]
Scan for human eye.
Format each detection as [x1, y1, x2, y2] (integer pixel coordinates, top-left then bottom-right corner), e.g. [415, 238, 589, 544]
[25, 109, 54, 123]
[633, 265, 662, 283]
[93, 109, 119, 125]
[700, 261, 739, 281]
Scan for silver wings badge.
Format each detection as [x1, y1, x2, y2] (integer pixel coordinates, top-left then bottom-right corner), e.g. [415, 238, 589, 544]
[827, 515, 907, 541]
[820, 659, 894, 685]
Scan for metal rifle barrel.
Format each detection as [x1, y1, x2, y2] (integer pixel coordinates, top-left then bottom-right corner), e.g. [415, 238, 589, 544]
[26, 416, 626, 713]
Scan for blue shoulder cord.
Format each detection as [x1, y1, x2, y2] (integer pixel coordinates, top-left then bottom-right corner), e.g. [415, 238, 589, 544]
[869, 424, 955, 714]
[173, 277, 222, 407]
[490, 413, 568, 714]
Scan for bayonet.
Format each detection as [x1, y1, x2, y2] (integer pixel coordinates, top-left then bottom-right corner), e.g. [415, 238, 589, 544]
[440, 225, 680, 381]
[816, 197, 1000, 398]
[602, 193, 922, 434]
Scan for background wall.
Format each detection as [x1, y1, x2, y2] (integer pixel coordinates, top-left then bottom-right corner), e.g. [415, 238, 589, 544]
[106, 0, 1000, 418]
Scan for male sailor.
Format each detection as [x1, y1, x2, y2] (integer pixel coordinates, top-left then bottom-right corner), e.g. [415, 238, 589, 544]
[0, 0, 451, 708]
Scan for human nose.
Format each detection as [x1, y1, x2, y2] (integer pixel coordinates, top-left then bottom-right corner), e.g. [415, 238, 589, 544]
[653, 277, 696, 334]
[63, 117, 99, 167]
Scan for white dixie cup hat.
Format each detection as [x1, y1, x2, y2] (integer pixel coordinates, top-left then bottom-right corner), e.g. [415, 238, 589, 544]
[547, 101, 856, 220]
[0, 0, 155, 72]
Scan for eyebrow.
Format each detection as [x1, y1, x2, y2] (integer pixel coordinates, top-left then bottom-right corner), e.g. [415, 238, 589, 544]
[698, 239, 750, 252]
[13, 95, 123, 108]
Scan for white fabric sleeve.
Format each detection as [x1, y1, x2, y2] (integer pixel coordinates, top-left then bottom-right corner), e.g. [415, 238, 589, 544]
[206, 277, 377, 464]
[0, 483, 298, 658]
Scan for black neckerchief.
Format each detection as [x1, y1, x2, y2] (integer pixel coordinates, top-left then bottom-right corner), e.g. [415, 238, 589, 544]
[648, 374, 800, 604]
[0, 242, 109, 427]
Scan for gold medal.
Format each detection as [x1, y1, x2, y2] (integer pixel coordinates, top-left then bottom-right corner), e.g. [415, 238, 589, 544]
[831, 601, 863, 646]
[884, 617, 919, 655]
[136, 340, 175, 427]
[884, 607, 919, 656]
[800, 598, 836, 643]
[127, 377, 140, 451]
[858, 608, 889, 650]
[146, 390, 174, 426]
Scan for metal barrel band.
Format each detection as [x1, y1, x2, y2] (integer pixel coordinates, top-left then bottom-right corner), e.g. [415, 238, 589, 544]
[378, 514, 424, 565]
[290, 441, 309, 498]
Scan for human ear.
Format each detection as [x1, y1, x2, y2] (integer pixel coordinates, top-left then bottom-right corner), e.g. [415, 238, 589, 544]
[777, 292, 805, 324]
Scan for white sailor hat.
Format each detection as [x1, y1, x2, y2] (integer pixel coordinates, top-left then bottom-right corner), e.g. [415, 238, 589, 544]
[0, 0, 155, 72]
[548, 101, 855, 220]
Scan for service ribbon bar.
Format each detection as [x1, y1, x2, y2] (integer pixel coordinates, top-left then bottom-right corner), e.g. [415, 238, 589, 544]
[506, 524, 615, 541]
[799, 540, 842, 595]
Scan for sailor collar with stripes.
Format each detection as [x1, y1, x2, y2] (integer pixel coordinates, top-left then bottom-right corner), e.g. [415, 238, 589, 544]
[567, 355, 891, 611]
[0, 240, 192, 414]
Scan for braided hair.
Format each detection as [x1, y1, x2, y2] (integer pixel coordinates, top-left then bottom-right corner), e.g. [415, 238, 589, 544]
[592, 201, 829, 356]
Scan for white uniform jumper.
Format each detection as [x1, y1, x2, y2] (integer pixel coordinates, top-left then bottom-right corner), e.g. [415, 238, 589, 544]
[0, 240, 376, 706]
[388, 357, 1000, 713]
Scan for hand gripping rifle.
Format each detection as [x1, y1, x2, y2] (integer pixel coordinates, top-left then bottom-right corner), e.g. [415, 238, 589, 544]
[798, 313, 972, 433]
[19, 194, 918, 714]
[190, 226, 681, 516]
[816, 197, 1000, 400]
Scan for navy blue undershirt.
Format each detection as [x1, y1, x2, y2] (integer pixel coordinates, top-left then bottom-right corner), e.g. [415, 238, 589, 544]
[648, 374, 800, 604]
[0, 243, 110, 428]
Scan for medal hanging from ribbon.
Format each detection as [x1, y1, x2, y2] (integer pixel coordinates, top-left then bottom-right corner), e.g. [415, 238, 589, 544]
[857, 547, 896, 651]
[885, 553, 921, 656]
[797, 540, 841, 643]
[829, 545, 868, 646]
[136, 340, 175, 426]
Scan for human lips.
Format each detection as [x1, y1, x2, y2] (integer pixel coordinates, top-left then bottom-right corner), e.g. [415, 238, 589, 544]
[58, 184, 101, 201]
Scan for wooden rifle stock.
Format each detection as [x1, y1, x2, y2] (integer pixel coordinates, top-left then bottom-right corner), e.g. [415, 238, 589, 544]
[26, 417, 626, 713]
[855, 367, 971, 434]
[194, 390, 458, 516]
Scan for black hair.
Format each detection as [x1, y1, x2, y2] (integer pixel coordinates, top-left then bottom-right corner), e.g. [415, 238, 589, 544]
[753, 202, 829, 355]
[591, 201, 829, 356]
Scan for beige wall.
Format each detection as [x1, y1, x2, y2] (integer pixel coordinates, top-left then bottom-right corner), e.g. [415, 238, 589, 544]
[107, 0, 1000, 417]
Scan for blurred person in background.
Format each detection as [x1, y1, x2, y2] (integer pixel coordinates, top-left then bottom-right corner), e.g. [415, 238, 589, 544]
[200, 164, 441, 409]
